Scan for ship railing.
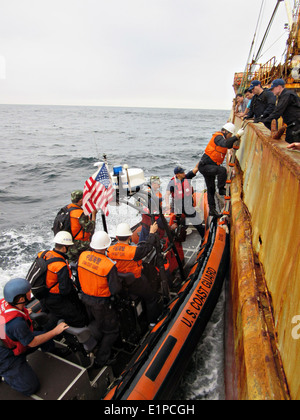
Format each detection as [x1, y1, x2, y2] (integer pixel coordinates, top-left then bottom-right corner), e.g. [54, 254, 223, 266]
[255, 57, 277, 86]
[237, 57, 278, 93]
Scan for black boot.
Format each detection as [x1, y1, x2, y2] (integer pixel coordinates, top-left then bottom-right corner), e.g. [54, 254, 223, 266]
[209, 206, 222, 217]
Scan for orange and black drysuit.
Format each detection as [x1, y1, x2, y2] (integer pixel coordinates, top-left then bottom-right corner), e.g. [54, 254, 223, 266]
[39, 249, 88, 328]
[107, 234, 163, 323]
[198, 131, 238, 212]
[77, 251, 121, 367]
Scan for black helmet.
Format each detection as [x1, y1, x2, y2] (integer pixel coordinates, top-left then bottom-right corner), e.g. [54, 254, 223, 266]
[3, 278, 31, 304]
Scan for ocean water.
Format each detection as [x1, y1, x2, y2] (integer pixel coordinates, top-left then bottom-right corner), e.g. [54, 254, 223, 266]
[0, 104, 229, 400]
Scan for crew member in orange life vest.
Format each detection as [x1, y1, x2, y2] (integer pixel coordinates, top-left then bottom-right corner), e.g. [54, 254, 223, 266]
[0, 278, 68, 396]
[78, 231, 121, 368]
[198, 123, 244, 217]
[40, 231, 88, 328]
[107, 222, 163, 324]
[165, 164, 203, 237]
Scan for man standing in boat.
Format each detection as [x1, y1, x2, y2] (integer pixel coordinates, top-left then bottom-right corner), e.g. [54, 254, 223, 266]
[244, 80, 276, 129]
[139, 176, 164, 243]
[165, 165, 203, 237]
[107, 222, 163, 324]
[38, 231, 89, 329]
[77, 231, 121, 369]
[53, 190, 97, 263]
[260, 79, 300, 144]
[198, 123, 244, 217]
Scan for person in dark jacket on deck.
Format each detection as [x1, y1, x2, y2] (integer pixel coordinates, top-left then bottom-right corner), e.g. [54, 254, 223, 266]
[198, 123, 244, 217]
[244, 80, 276, 129]
[260, 79, 300, 143]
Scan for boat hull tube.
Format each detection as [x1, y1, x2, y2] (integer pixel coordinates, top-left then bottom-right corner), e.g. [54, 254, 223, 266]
[105, 219, 229, 400]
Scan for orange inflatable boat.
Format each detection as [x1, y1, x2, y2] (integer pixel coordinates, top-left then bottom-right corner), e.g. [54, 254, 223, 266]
[105, 216, 229, 400]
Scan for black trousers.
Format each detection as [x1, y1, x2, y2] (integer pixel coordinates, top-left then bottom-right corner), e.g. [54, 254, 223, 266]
[128, 274, 163, 323]
[198, 162, 227, 209]
[80, 294, 119, 366]
[43, 292, 89, 329]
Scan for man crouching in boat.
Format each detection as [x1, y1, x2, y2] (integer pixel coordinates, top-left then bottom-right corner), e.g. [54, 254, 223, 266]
[198, 123, 244, 217]
[0, 278, 68, 396]
[77, 231, 121, 369]
[107, 222, 163, 324]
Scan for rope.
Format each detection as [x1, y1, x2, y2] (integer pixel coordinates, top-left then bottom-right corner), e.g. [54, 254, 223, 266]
[219, 121, 250, 226]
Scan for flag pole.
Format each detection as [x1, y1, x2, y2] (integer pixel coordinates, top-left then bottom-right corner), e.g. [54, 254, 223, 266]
[101, 154, 110, 233]
[101, 210, 108, 233]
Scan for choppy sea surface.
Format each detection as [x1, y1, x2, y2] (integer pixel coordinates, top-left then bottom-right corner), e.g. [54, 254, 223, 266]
[0, 104, 229, 400]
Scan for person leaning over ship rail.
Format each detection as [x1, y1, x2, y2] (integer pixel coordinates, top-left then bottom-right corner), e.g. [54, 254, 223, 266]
[198, 123, 244, 217]
[39, 231, 88, 329]
[259, 79, 300, 144]
[77, 231, 121, 369]
[107, 222, 163, 324]
[243, 80, 276, 129]
[237, 88, 254, 119]
[234, 93, 248, 117]
[0, 278, 68, 396]
[66, 190, 97, 262]
[165, 165, 203, 237]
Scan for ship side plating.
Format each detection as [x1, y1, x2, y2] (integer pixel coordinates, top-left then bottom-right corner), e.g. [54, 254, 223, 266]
[226, 118, 300, 400]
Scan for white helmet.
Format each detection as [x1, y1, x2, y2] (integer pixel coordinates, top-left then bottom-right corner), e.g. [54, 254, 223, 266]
[53, 231, 74, 246]
[116, 223, 133, 237]
[222, 122, 236, 134]
[90, 231, 111, 250]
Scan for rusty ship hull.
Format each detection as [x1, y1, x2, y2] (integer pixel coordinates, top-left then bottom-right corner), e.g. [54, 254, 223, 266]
[225, 118, 300, 400]
[226, 0, 300, 400]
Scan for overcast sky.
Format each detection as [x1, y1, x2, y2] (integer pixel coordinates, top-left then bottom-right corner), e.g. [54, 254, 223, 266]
[0, 0, 290, 109]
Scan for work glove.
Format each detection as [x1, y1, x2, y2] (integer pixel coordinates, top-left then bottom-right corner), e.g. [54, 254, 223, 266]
[236, 129, 244, 138]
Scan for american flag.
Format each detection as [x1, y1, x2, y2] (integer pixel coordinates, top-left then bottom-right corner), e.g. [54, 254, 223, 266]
[83, 163, 114, 216]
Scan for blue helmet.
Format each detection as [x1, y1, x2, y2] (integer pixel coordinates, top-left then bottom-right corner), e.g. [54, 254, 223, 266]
[3, 278, 31, 304]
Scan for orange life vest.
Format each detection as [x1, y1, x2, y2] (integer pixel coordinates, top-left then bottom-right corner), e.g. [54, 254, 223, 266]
[204, 132, 228, 165]
[38, 250, 71, 295]
[107, 243, 142, 279]
[0, 299, 34, 356]
[78, 251, 115, 297]
[67, 204, 91, 242]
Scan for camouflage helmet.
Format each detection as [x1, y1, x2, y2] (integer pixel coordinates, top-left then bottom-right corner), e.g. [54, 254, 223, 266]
[150, 176, 161, 185]
[71, 190, 83, 203]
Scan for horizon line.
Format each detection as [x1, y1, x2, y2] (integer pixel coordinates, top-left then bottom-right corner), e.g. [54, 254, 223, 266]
[0, 102, 230, 112]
